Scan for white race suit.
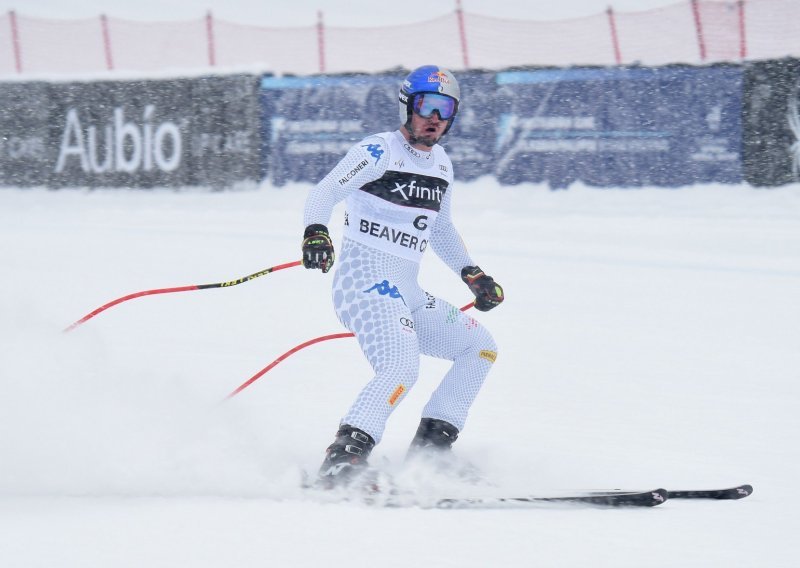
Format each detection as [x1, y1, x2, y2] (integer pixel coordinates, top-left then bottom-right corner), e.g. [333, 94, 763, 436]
[303, 129, 498, 443]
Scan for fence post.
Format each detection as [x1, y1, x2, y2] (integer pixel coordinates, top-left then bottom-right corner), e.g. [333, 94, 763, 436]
[606, 6, 622, 65]
[206, 11, 216, 66]
[690, 0, 706, 61]
[317, 11, 326, 73]
[738, 0, 747, 60]
[9, 10, 22, 73]
[456, 0, 470, 69]
[100, 14, 114, 71]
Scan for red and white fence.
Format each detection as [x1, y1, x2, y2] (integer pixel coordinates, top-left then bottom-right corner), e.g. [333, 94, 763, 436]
[1, 0, 797, 77]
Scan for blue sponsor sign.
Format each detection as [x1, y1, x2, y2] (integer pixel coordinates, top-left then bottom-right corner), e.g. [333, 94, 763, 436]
[494, 65, 743, 188]
[260, 74, 398, 186]
[259, 70, 497, 185]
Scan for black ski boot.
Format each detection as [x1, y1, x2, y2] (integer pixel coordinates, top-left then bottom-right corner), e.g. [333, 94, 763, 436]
[317, 424, 376, 490]
[408, 417, 459, 453]
[406, 418, 484, 483]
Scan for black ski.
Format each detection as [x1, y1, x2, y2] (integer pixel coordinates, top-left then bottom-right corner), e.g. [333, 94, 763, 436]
[434, 488, 669, 509]
[667, 484, 753, 500]
[591, 484, 753, 501]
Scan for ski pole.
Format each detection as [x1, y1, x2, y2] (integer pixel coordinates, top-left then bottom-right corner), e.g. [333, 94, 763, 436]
[226, 300, 476, 399]
[64, 260, 302, 333]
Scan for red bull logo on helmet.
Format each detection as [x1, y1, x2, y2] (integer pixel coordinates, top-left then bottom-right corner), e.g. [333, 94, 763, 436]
[428, 70, 451, 84]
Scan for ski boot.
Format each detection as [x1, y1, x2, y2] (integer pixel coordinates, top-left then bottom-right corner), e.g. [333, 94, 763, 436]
[406, 418, 485, 484]
[407, 417, 459, 455]
[317, 424, 376, 491]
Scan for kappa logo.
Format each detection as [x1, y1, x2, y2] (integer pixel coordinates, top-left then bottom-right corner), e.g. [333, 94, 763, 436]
[362, 143, 384, 164]
[364, 280, 405, 304]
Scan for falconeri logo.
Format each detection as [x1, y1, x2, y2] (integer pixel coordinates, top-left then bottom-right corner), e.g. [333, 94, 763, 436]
[339, 159, 368, 185]
[55, 105, 182, 174]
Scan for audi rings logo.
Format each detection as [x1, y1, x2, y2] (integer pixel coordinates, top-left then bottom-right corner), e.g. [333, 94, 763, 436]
[399, 317, 415, 332]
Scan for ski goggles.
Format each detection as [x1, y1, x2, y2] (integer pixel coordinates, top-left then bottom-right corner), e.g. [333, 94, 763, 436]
[411, 93, 458, 120]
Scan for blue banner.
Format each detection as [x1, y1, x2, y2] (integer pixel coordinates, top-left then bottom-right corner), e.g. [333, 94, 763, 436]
[259, 71, 497, 185]
[260, 74, 398, 186]
[493, 66, 743, 188]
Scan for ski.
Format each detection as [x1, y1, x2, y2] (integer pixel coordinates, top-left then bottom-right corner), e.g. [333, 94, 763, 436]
[434, 488, 669, 509]
[591, 484, 753, 501]
[667, 484, 753, 500]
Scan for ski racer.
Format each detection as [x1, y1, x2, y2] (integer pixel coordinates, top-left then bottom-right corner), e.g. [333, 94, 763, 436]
[301, 65, 505, 488]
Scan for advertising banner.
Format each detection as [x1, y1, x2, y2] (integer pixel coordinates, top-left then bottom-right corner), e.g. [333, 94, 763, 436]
[742, 58, 800, 187]
[494, 65, 743, 188]
[0, 82, 51, 187]
[260, 70, 497, 186]
[260, 74, 399, 186]
[0, 75, 261, 189]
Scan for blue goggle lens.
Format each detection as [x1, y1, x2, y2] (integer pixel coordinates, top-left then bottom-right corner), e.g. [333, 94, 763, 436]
[412, 93, 457, 120]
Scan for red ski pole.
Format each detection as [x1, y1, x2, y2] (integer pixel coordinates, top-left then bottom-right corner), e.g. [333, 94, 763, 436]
[64, 260, 302, 332]
[226, 300, 476, 399]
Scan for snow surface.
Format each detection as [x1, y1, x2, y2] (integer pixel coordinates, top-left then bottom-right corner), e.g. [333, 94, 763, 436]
[0, 180, 798, 566]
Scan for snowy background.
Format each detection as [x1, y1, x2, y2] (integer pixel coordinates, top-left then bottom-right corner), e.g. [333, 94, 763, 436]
[2, 0, 800, 567]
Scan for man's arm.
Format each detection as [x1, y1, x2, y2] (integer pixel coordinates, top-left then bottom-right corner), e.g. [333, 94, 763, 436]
[430, 186, 504, 311]
[429, 184, 475, 274]
[302, 136, 388, 272]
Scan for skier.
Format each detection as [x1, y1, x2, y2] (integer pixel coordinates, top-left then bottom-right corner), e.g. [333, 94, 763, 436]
[301, 65, 504, 488]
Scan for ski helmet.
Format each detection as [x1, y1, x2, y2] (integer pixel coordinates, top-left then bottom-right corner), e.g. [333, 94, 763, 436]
[399, 65, 461, 135]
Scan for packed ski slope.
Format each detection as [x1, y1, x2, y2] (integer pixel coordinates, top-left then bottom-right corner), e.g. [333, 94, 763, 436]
[0, 180, 797, 566]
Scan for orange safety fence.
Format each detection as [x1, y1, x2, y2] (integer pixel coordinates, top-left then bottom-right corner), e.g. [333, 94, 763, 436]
[1, 0, 799, 77]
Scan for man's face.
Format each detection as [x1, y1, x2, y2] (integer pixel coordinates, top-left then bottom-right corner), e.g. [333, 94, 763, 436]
[406, 110, 448, 149]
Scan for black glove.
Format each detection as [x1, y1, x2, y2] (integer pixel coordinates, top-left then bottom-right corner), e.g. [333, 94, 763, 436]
[302, 224, 335, 273]
[461, 266, 504, 312]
